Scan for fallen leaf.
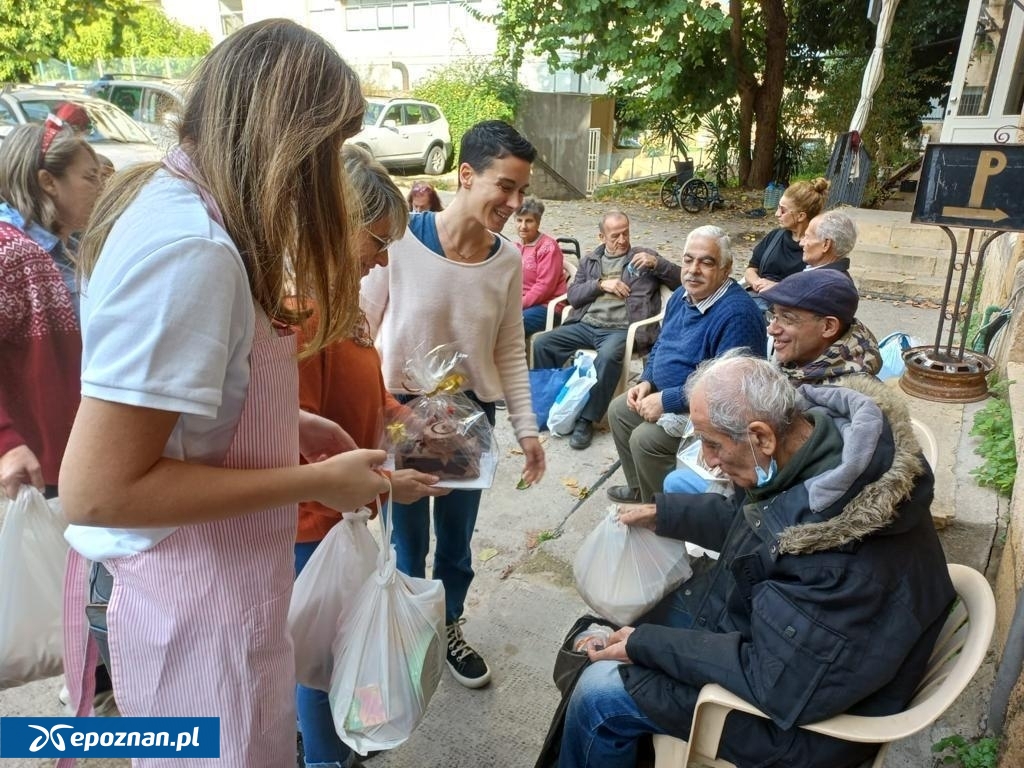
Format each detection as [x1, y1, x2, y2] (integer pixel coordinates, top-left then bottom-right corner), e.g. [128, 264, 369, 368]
[478, 547, 499, 562]
[561, 477, 580, 489]
[499, 563, 515, 580]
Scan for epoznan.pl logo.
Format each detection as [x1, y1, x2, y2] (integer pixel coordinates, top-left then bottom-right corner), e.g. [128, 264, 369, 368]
[0, 717, 219, 758]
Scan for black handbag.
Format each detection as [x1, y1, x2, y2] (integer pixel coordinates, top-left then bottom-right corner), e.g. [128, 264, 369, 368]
[534, 615, 618, 768]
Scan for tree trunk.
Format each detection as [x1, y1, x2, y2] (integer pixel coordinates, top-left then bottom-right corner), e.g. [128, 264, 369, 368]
[748, 0, 789, 188]
[729, 0, 758, 185]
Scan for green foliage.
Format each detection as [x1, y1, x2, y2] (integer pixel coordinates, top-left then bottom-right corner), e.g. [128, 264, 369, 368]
[60, 5, 211, 64]
[699, 105, 739, 187]
[0, 0, 139, 81]
[970, 380, 1017, 497]
[932, 734, 1000, 768]
[412, 58, 520, 162]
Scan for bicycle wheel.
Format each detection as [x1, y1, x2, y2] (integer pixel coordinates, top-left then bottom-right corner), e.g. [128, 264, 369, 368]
[680, 179, 709, 213]
[660, 177, 681, 209]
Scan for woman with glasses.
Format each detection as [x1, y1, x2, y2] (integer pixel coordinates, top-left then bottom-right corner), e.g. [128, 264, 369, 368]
[744, 178, 829, 311]
[293, 145, 449, 768]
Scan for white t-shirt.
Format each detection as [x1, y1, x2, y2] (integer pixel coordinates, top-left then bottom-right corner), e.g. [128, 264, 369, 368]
[64, 171, 255, 561]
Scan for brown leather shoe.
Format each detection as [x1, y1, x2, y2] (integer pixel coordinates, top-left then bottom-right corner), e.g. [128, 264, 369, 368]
[606, 485, 642, 503]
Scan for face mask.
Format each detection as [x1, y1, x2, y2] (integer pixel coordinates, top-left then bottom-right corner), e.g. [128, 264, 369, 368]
[748, 435, 777, 488]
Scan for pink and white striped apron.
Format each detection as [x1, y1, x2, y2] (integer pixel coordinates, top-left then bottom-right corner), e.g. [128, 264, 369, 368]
[60, 314, 300, 767]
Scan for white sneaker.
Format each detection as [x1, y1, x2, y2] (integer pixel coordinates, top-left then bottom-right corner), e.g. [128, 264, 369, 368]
[59, 684, 119, 717]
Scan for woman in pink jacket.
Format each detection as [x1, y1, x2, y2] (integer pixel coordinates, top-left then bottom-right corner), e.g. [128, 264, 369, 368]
[516, 197, 567, 337]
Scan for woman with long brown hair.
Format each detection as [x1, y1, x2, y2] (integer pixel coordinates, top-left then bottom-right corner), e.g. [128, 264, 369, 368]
[58, 20, 388, 765]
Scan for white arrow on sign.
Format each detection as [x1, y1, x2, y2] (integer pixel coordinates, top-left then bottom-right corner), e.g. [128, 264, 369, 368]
[940, 206, 1009, 222]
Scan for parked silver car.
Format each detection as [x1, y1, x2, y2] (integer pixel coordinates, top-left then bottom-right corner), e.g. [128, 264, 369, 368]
[85, 75, 184, 148]
[0, 86, 163, 169]
[346, 97, 452, 175]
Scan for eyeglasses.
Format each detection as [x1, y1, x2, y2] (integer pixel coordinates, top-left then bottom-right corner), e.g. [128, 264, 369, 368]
[367, 230, 393, 253]
[766, 311, 824, 328]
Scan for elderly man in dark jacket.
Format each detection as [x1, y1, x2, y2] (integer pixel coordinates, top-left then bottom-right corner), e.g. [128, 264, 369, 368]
[531, 210, 681, 449]
[557, 353, 955, 768]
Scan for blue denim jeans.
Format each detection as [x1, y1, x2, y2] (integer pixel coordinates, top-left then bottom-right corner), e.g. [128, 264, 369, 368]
[557, 661, 666, 768]
[662, 466, 711, 494]
[389, 394, 496, 624]
[294, 540, 351, 768]
[523, 304, 549, 338]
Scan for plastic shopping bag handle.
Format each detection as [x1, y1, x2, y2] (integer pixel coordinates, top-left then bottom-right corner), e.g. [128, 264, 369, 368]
[374, 481, 398, 584]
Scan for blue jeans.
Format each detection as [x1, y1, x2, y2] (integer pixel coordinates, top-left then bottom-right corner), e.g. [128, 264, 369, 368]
[558, 661, 667, 768]
[523, 304, 549, 338]
[662, 466, 711, 494]
[388, 395, 496, 624]
[385, 488, 481, 623]
[294, 540, 351, 768]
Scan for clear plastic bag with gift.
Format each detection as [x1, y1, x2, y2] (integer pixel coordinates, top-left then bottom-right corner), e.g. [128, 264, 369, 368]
[328, 493, 446, 754]
[288, 508, 380, 692]
[573, 505, 693, 625]
[0, 486, 68, 690]
[382, 342, 497, 489]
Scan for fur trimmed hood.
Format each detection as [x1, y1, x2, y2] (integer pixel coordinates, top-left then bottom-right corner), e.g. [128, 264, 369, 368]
[776, 377, 926, 555]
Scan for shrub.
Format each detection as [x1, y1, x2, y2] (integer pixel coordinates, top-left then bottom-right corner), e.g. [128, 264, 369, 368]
[412, 58, 520, 163]
[970, 379, 1017, 497]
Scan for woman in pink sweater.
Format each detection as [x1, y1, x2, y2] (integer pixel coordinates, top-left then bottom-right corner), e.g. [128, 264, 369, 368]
[516, 196, 566, 337]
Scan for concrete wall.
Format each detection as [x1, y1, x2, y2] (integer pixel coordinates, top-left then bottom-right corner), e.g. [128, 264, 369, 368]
[980, 234, 1024, 766]
[517, 91, 593, 197]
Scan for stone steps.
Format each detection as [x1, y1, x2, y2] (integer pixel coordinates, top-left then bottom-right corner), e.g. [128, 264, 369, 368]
[844, 209, 960, 302]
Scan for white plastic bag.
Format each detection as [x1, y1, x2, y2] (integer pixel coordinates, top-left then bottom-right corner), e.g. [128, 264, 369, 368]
[289, 509, 379, 691]
[548, 351, 598, 436]
[329, 498, 445, 754]
[573, 506, 692, 625]
[0, 486, 68, 690]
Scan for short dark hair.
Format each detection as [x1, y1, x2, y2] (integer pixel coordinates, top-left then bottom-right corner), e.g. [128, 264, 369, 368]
[459, 120, 536, 174]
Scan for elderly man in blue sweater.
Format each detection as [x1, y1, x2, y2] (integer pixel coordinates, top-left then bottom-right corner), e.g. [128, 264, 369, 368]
[606, 225, 766, 503]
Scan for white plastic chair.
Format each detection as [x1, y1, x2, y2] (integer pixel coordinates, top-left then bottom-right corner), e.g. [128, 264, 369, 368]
[910, 416, 939, 469]
[652, 563, 995, 768]
[531, 282, 673, 404]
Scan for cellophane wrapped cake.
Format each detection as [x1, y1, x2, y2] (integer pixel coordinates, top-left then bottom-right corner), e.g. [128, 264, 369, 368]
[384, 343, 493, 481]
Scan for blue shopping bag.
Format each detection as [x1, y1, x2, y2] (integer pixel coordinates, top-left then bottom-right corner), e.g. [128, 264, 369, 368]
[877, 332, 921, 381]
[530, 367, 574, 432]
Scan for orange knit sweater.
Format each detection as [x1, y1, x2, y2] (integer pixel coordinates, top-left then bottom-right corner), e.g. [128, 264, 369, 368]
[296, 317, 400, 543]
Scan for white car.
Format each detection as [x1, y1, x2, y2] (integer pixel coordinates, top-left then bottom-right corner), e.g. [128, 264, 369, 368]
[0, 86, 163, 170]
[347, 98, 452, 175]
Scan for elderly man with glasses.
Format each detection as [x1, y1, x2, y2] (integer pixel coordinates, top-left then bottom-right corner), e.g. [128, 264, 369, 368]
[663, 268, 881, 495]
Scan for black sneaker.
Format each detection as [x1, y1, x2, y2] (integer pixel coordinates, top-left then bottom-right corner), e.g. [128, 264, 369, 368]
[445, 619, 491, 688]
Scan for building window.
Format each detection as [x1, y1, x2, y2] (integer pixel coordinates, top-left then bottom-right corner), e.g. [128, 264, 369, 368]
[959, 86, 985, 117]
[220, 0, 244, 36]
[345, 0, 411, 31]
[344, 0, 476, 31]
[956, 0, 1013, 117]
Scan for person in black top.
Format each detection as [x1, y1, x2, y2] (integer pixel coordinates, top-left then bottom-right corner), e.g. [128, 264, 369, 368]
[744, 177, 829, 310]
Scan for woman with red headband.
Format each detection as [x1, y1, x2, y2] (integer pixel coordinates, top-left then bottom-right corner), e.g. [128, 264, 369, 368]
[0, 118, 101, 501]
